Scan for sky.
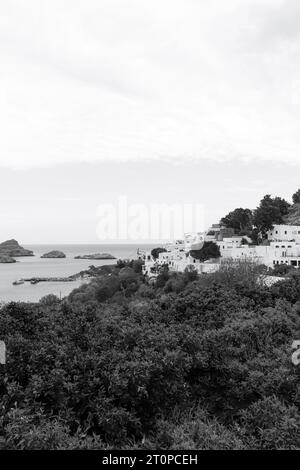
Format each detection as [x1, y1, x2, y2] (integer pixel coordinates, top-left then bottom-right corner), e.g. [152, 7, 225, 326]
[0, 0, 300, 243]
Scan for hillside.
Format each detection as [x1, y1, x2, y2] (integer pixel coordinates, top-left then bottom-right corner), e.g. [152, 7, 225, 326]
[0, 260, 300, 450]
[0, 239, 34, 257]
[284, 203, 300, 225]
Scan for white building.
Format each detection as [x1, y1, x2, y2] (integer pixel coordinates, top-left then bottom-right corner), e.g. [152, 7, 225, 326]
[142, 224, 300, 277]
[268, 224, 300, 242]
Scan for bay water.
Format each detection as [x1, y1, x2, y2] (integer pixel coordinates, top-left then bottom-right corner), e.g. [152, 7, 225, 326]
[0, 244, 155, 303]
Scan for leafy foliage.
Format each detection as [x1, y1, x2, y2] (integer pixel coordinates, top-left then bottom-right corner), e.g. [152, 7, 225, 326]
[190, 241, 220, 261]
[219, 191, 296, 242]
[253, 195, 290, 235]
[221, 208, 253, 234]
[151, 247, 167, 260]
[0, 260, 300, 449]
[292, 189, 300, 205]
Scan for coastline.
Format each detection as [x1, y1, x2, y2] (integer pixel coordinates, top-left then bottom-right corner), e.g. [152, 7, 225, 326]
[0, 243, 157, 303]
[19, 263, 118, 285]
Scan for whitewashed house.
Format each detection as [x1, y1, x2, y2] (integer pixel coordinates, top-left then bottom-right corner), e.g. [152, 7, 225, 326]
[141, 224, 300, 276]
[268, 224, 300, 242]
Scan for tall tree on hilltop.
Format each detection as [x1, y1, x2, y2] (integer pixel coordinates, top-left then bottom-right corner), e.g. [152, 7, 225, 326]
[253, 195, 290, 236]
[220, 208, 253, 233]
[292, 189, 300, 204]
[273, 196, 291, 216]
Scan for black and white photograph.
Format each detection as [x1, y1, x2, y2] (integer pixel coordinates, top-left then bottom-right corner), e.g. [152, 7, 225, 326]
[0, 0, 300, 457]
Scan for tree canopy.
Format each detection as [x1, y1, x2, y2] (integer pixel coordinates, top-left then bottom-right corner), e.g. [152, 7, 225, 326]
[253, 195, 290, 235]
[151, 247, 167, 260]
[189, 241, 220, 261]
[221, 208, 253, 233]
[218, 191, 300, 242]
[2, 188, 300, 449]
[0, 257, 299, 449]
[293, 189, 300, 204]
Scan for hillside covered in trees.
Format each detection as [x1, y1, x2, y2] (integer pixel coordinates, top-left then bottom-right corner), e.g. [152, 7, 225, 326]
[220, 188, 300, 241]
[0, 258, 300, 450]
[1, 189, 300, 450]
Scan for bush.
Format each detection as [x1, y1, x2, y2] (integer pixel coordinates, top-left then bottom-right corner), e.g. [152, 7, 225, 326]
[190, 241, 220, 261]
[1, 259, 300, 449]
[239, 396, 300, 449]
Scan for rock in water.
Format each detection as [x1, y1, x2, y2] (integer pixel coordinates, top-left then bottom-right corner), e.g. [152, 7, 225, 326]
[41, 250, 66, 258]
[74, 253, 116, 260]
[0, 255, 16, 263]
[0, 239, 34, 257]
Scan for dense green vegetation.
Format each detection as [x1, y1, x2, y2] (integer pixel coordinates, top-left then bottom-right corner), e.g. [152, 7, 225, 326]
[253, 195, 290, 234]
[151, 247, 167, 260]
[293, 189, 300, 205]
[0, 259, 299, 450]
[221, 208, 253, 233]
[1, 188, 300, 450]
[221, 189, 300, 240]
[189, 241, 220, 261]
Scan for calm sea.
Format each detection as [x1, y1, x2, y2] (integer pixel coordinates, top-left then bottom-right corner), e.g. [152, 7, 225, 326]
[0, 244, 155, 303]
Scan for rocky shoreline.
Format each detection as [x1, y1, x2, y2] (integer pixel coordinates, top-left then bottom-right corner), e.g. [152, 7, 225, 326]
[0, 255, 17, 263]
[23, 276, 78, 284]
[0, 239, 34, 262]
[74, 253, 116, 260]
[41, 250, 66, 258]
[0, 239, 117, 267]
[0, 239, 119, 285]
[14, 264, 117, 286]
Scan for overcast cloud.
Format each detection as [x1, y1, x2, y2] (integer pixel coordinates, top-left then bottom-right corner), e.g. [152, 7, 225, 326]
[0, 0, 300, 169]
